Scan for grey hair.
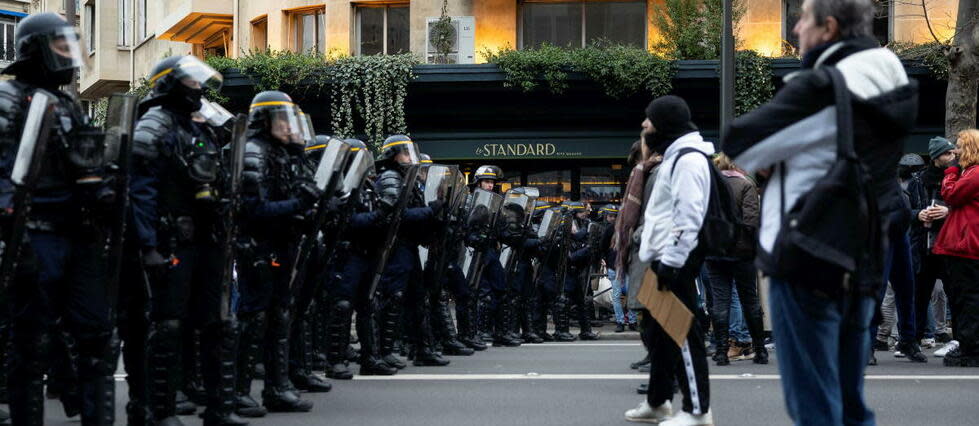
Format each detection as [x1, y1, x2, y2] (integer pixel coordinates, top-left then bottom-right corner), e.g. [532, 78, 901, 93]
[810, 0, 875, 39]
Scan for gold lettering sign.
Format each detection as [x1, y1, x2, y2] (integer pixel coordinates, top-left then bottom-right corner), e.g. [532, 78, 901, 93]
[475, 143, 573, 158]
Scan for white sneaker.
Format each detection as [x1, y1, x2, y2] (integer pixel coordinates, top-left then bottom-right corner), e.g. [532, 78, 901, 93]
[935, 341, 960, 358]
[661, 409, 714, 426]
[625, 400, 672, 423]
[920, 338, 936, 349]
[894, 350, 906, 358]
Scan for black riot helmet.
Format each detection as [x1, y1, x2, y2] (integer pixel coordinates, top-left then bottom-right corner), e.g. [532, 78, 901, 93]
[376, 134, 421, 169]
[3, 12, 85, 86]
[599, 204, 619, 221]
[304, 134, 332, 162]
[472, 165, 503, 191]
[142, 55, 223, 115]
[247, 91, 304, 146]
[420, 153, 433, 164]
[342, 138, 369, 172]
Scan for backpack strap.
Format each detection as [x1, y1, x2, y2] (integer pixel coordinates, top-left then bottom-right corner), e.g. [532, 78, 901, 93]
[669, 147, 706, 176]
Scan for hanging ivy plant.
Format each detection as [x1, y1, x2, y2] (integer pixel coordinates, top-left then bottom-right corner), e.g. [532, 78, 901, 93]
[733, 50, 774, 116]
[483, 43, 673, 99]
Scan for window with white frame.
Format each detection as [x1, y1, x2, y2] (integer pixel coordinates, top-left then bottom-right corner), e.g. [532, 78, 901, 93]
[0, 18, 17, 62]
[357, 4, 409, 56]
[137, 0, 148, 42]
[118, 0, 131, 46]
[85, 3, 95, 53]
[519, 0, 646, 49]
[293, 8, 326, 54]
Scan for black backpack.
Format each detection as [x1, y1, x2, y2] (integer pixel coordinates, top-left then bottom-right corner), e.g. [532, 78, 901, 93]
[670, 149, 740, 257]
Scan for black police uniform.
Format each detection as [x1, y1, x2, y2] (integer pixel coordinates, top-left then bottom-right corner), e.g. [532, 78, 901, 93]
[1, 13, 116, 426]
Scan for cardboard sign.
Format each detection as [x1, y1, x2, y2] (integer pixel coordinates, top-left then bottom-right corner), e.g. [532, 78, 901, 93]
[638, 268, 694, 347]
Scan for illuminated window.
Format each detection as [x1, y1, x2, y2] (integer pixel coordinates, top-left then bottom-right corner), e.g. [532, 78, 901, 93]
[783, 0, 890, 50]
[519, 0, 646, 49]
[357, 4, 409, 55]
[251, 16, 268, 52]
[293, 7, 326, 54]
[527, 170, 573, 203]
[580, 167, 624, 204]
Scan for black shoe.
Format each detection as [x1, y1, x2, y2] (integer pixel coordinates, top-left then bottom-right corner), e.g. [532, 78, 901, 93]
[521, 333, 544, 344]
[943, 349, 979, 367]
[615, 323, 625, 333]
[539, 332, 554, 342]
[493, 335, 522, 347]
[873, 339, 890, 352]
[235, 393, 268, 418]
[202, 411, 249, 426]
[628, 323, 637, 331]
[479, 332, 494, 343]
[579, 331, 600, 341]
[554, 332, 576, 342]
[262, 388, 313, 413]
[630, 355, 650, 370]
[359, 357, 398, 376]
[290, 373, 333, 393]
[713, 349, 730, 366]
[381, 354, 407, 370]
[636, 384, 648, 395]
[897, 341, 928, 363]
[442, 339, 476, 356]
[460, 337, 488, 351]
[413, 351, 451, 367]
[590, 320, 604, 328]
[753, 346, 770, 365]
[326, 363, 354, 380]
[638, 364, 651, 373]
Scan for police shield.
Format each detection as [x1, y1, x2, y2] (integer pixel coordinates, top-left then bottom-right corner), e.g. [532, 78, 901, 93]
[583, 221, 607, 292]
[218, 114, 249, 319]
[368, 165, 421, 299]
[420, 165, 465, 288]
[102, 93, 139, 310]
[499, 187, 540, 269]
[460, 189, 504, 290]
[0, 91, 56, 288]
[313, 138, 351, 193]
[341, 149, 374, 197]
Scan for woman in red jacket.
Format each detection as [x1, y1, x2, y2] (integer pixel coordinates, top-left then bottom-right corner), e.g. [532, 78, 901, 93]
[933, 128, 979, 367]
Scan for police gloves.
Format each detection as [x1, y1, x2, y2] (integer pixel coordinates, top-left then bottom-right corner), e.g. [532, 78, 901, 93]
[655, 262, 681, 292]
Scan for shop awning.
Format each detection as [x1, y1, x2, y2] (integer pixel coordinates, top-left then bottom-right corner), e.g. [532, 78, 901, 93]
[0, 10, 28, 19]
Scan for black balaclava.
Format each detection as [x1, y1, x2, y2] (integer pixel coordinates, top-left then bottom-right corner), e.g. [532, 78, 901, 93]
[644, 95, 698, 155]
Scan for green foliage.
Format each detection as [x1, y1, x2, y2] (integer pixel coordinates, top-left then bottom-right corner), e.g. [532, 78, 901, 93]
[734, 50, 774, 116]
[652, 0, 746, 60]
[483, 43, 674, 99]
[204, 51, 416, 149]
[891, 41, 949, 80]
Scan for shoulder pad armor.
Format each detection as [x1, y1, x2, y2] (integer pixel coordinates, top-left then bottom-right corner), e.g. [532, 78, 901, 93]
[242, 139, 268, 193]
[133, 107, 176, 161]
[0, 81, 27, 139]
[376, 169, 403, 208]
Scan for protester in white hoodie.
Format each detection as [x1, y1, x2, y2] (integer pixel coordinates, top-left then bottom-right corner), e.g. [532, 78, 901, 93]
[625, 95, 714, 426]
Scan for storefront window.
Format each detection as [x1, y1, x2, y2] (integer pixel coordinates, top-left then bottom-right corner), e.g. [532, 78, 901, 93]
[520, 0, 645, 49]
[357, 5, 409, 56]
[580, 166, 624, 204]
[527, 170, 572, 203]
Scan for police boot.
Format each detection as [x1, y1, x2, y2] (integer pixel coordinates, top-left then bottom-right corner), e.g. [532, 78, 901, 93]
[519, 296, 543, 344]
[234, 313, 267, 418]
[288, 317, 332, 393]
[0, 322, 8, 404]
[493, 300, 521, 347]
[311, 299, 329, 371]
[434, 291, 474, 356]
[379, 292, 408, 370]
[356, 309, 398, 376]
[455, 302, 487, 351]
[409, 292, 451, 367]
[325, 300, 355, 379]
[147, 319, 185, 424]
[200, 320, 248, 426]
[578, 307, 600, 341]
[553, 296, 576, 342]
[8, 332, 47, 426]
[47, 331, 81, 418]
[261, 308, 313, 413]
[119, 313, 152, 426]
[182, 329, 207, 406]
[476, 294, 494, 343]
[504, 295, 524, 343]
[534, 299, 553, 342]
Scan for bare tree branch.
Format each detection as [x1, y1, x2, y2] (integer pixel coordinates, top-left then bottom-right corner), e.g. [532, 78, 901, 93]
[921, 0, 947, 45]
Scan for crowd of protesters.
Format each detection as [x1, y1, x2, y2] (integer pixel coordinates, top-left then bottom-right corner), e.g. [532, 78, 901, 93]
[615, 0, 978, 424]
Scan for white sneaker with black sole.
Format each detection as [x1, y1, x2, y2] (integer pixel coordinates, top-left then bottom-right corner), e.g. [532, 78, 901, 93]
[921, 338, 936, 349]
[625, 400, 672, 423]
[660, 409, 714, 426]
[935, 341, 960, 358]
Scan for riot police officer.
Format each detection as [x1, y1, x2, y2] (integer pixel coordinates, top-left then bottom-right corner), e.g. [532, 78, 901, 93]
[375, 135, 450, 367]
[0, 12, 117, 425]
[236, 91, 321, 413]
[564, 202, 600, 341]
[129, 55, 245, 426]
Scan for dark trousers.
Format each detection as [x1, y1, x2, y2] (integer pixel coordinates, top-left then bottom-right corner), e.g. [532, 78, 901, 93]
[705, 259, 766, 348]
[872, 228, 916, 344]
[914, 253, 945, 341]
[643, 258, 710, 415]
[944, 256, 979, 356]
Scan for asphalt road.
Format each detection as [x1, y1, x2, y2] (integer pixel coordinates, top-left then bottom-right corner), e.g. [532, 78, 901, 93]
[22, 329, 979, 425]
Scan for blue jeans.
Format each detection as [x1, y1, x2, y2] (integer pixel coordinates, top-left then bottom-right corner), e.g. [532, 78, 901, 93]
[609, 269, 637, 325]
[729, 288, 750, 342]
[770, 278, 876, 426]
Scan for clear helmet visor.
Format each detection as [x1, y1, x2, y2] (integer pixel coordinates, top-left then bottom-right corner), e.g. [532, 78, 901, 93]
[385, 140, 420, 166]
[41, 27, 85, 72]
[298, 112, 315, 144]
[173, 56, 223, 91]
[198, 99, 234, 127]
[266, 107, 303, 145]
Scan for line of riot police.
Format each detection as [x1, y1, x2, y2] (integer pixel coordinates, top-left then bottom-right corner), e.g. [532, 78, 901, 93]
[0, 12, 613, 426]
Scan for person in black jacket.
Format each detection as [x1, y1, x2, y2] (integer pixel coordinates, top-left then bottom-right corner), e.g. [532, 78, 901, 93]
[908, 137, 957, 344]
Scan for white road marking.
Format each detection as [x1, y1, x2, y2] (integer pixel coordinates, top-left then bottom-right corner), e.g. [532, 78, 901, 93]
[524, 343, 641, 347]
[350, 373, 979, 381]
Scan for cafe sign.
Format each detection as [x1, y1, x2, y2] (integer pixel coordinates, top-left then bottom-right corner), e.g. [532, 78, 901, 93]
[417, 134, 632, 160]
[475, 143, 583, 158]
